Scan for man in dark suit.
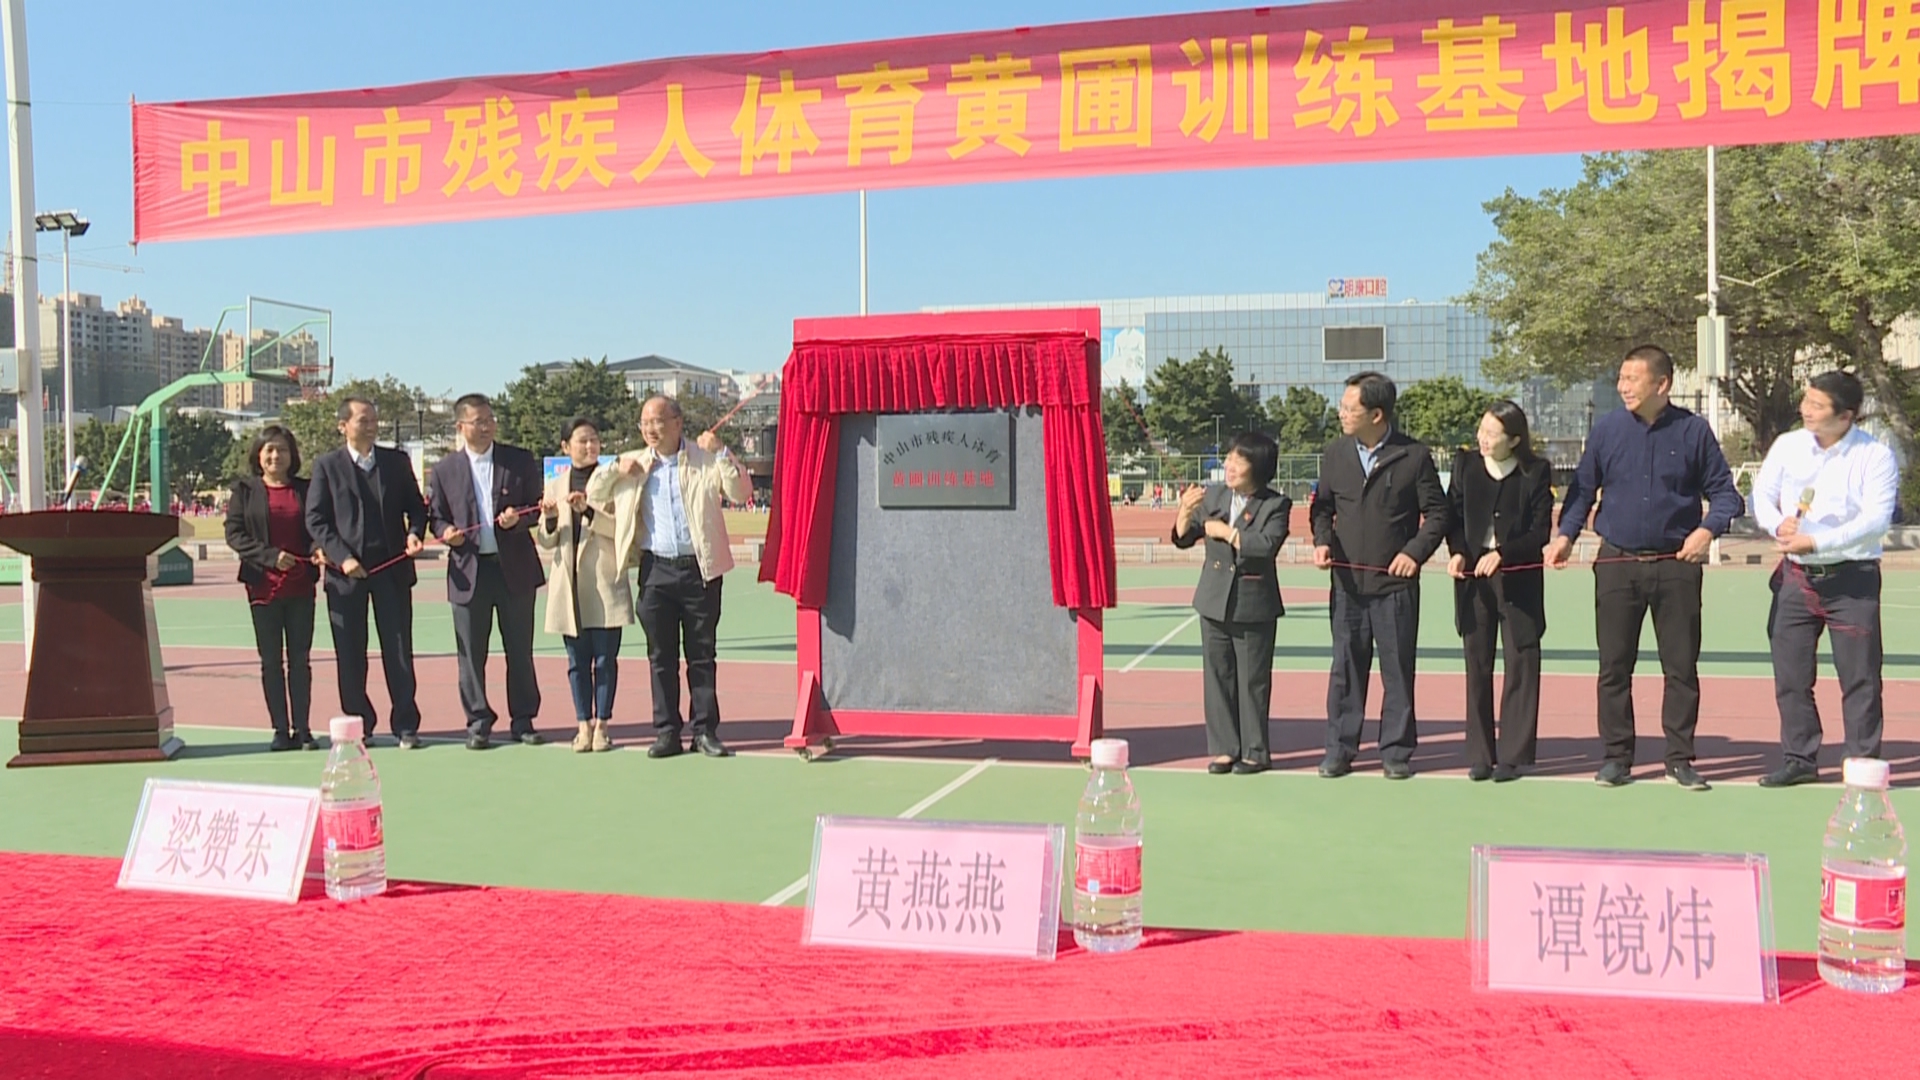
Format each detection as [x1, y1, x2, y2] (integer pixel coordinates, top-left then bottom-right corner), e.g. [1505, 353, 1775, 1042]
[428, 393, 547, 750]
[305, 396, 429, 748]
[1310, 371, 1450, 779]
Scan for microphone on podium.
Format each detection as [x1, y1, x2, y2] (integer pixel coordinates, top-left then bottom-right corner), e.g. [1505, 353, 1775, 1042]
[59, 456, 88, 509]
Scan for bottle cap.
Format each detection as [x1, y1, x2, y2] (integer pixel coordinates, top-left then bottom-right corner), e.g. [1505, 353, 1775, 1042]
[1090, 738, 1129, 770]
[328, 716, 363, 744]
[1843, 757, 1890, 790]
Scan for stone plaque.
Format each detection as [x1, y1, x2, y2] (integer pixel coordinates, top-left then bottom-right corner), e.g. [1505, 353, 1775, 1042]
[875, 413, 1013, 509]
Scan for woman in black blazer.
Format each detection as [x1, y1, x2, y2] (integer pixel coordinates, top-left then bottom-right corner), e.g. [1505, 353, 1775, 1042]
[224, 425, 322, 751]
[1171, 432, 1292, 775]
[1445, 401, 1554, 782]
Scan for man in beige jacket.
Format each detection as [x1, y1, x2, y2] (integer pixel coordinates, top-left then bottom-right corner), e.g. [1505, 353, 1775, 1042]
[593, 395, 751, 758]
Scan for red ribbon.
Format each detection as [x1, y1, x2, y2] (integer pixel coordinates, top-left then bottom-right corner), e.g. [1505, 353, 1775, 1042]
[329, 503, 546, 580]
[1323, 553, 1680, 576]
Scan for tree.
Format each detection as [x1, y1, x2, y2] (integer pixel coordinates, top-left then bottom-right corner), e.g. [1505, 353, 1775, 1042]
[167, 410, 240, 498]
[1265, 386, 1337, 455]
[1395, 377, 1502, 450]
[494, 360, 642, 454]
[1102, 380, 1151, 460]
[279, 376, 434, 460]
[1142, 347, 1257, 454]
[675, 391, 744, 449]
[1466, 141, 1920, 461]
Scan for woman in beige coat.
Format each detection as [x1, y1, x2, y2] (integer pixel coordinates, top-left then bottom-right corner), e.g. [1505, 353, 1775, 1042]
[533, 418, 635, 752]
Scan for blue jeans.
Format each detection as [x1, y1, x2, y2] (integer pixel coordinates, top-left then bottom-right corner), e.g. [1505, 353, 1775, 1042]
[563, 627, 623, 721]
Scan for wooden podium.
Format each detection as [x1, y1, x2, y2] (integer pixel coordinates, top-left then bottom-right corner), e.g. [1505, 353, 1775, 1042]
[0, 511, 185, 767]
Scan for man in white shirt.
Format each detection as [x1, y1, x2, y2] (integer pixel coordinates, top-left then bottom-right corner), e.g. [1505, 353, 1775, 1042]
[608, 395, 751, 758]
[1751, 370, 1900, 787]
[428, 394, 547, 749]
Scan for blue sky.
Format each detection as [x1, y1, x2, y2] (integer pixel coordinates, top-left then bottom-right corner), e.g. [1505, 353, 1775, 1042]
[8, 0, 1584, 395]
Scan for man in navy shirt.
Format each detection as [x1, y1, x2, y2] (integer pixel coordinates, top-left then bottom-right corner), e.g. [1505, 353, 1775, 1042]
[1546, 345, 1743, 791]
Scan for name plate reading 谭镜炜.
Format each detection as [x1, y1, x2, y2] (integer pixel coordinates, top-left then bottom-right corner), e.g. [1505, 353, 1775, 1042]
[1470, 846, 1778, 1004]
[804, 815, 1063, 960]
[875, 413, 1012, 509]
[118, 779, 322, 904]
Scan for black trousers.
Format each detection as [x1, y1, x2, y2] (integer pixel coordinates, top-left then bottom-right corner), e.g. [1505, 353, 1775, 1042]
[1594, 544, 1702, 767]
[451, 556, 541, 737]
[326, 574, 421, 738]
[1200, 616, 1276, 764]
[1326, 585, 1420, 765]
[637, 554, 723, 735]
[1768, 560, 1884, 767]
[1458, 575, 1541, 769]
[249, 595, 315, 739]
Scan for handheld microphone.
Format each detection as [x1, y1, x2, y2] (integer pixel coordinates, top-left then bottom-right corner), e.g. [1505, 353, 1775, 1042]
[59, 456, 87, 508]
[1795, 486, 1815, 520]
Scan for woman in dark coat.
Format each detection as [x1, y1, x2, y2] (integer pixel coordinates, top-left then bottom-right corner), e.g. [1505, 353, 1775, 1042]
[1445, 401, 1554, 781]
[224, 425, 322, 750]
[1171, 432, 1293, 775]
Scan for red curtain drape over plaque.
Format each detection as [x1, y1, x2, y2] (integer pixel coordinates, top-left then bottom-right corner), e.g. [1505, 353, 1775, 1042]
[760, 331, 1116, 611]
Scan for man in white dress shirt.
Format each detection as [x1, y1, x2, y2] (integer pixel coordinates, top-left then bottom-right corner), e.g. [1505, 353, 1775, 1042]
[428, 394, 547, 750]
[1751, 370, 1900, 786]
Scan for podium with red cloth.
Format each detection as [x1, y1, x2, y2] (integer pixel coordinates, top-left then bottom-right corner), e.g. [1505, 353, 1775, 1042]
[0, 511, 185, 767]
[760, 309, 1115, 759]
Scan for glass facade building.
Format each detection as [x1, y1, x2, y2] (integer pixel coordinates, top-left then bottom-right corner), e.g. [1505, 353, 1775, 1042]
[929, 291, 1592, 441]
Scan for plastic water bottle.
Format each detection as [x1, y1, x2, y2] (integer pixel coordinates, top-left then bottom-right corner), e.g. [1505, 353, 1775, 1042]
[321, 715, 387, 901]
[1073, 737, 1143, 954]
[1819, 757, 1907, 993]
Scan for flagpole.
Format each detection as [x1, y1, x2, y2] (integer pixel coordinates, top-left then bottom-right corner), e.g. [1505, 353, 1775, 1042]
[4, 0, 45, 671]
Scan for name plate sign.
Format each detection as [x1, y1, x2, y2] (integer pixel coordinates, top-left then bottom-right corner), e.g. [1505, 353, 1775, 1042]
[875, 412, 1013, 509]
[1470, 846, 1778, 1004]
[118, 779, 322, 905]
[804, 816, 1064, 960]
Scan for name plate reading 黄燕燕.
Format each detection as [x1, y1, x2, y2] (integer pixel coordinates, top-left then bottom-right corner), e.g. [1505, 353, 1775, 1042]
[1470, 846, 1778, 1004]
[118, 779, 322, 904]
[875, 413, 1012, 509]
[804, 815, 1064, 960]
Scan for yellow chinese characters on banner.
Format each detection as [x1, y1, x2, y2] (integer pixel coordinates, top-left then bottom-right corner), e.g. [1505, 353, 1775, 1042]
[141, 0, 1920, 242]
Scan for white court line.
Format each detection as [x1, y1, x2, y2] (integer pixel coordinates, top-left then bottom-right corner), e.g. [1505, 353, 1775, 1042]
[759, 757, 998, 907]
[1119, 613, 1198, 673]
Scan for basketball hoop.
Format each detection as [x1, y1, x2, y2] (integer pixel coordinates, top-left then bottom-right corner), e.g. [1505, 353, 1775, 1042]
[286, 360, 333, 400]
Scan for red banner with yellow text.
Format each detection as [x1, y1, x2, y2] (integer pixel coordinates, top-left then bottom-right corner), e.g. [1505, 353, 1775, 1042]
[133, 0, 1920, 242]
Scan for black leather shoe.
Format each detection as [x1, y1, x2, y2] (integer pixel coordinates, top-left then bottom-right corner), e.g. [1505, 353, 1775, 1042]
[1467, 764, 1493, 782]
[295, 731, 319, 751]
[693, 731, 734, 758]
[466, 733, 491, 751]
[517, 731, 545, 747]
[1383, 761, 1414, 780]
[1492, 764, 1521, 783]
[270, 733, 298, 752]
[397, 732, 422, 750]
[648, 731, 685, 758]
[1232, 760, 1269, 775]
[1318, 754, 1352, 779]
[1206, 758, 1234, 775]
[1759, 761, 1821, 788]
[1595, 760, 1633, 787]
[1666, 763, 1711, 791]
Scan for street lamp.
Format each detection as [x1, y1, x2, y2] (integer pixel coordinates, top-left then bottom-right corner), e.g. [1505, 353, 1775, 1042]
[1211, 413, 1223, 453]
[33, 209, 88, 483]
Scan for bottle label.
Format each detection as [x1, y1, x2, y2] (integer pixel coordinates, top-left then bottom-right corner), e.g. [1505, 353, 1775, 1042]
[323, 801, 384, 854]
[1821, 867, 1906, 931]
[1075, 841, 1142, 897]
